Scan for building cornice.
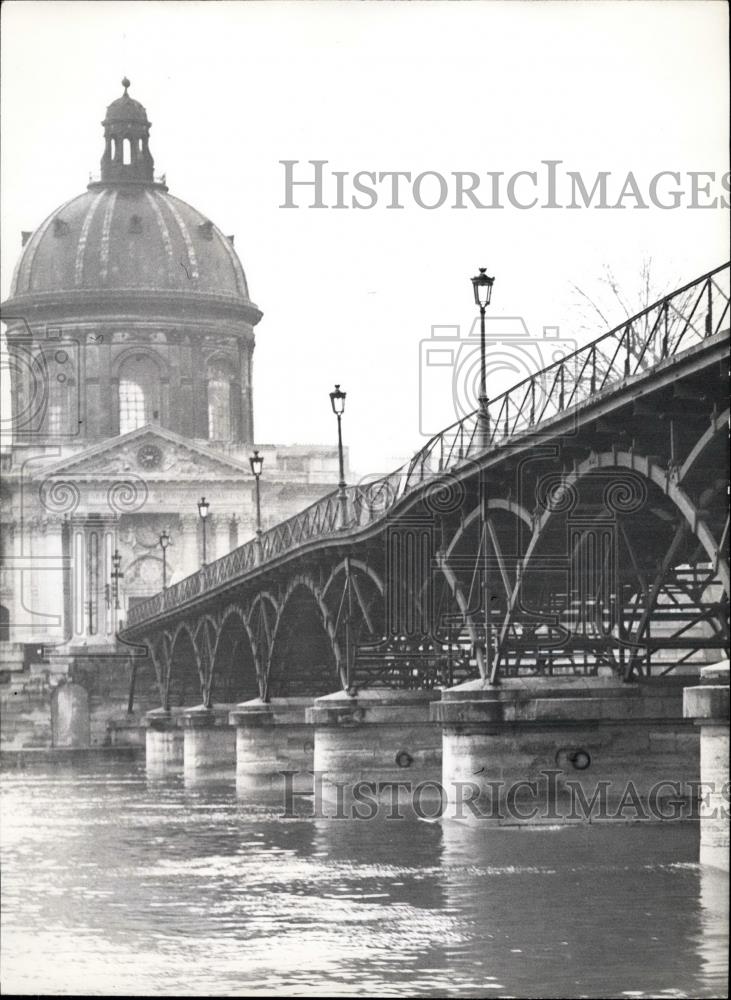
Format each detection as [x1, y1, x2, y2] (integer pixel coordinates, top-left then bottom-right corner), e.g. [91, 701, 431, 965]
[1, 288, 263, 327]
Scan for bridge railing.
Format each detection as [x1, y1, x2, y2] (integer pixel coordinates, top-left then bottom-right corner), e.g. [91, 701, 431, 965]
[394, 261, 730, 485]
[124, 261, 729, 630]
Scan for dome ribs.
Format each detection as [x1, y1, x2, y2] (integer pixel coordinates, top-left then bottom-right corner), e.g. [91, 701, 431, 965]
[74, 190, 106, 287]
[3, 84, 255, 309]
[14, 195, 79, 295]
[159, 193, 199, 283]
[211, 219, 249, 299]
[144, 190, 175, 285]
[98, 190, 118, 285]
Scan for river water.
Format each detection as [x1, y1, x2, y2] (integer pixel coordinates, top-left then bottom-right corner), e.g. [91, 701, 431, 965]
[1, 758, 727, 998]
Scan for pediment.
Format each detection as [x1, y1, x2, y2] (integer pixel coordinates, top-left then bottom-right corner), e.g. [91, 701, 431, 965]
[41, 426, 252, 482]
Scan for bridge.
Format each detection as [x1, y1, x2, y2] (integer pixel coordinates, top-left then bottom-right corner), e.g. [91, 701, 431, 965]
[121, 263, 729, 863]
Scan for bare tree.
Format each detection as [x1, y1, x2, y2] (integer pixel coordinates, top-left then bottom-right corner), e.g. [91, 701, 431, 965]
[570, 257, 690, 373]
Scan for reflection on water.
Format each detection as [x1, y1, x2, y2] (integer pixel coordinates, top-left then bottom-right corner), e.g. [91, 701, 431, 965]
[1, 759, 727, 997]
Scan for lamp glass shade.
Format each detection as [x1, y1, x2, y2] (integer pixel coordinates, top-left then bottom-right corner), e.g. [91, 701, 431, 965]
[329, 383, 346, 416]
[249, 450, 264, 477]
[471, 268, 495, 309]
[159, 530, 171, 550]
[112, 550, 122, 570]
[197, 497, 210, 520]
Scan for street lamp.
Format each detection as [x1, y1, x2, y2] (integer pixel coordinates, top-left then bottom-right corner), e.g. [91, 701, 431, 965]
[471, 267, 495, 447]
[159, 528, 171, 589]
[111, 549, 124, 610]
[197, 497, 210, 565]
[471, 269, 496, 681]
[329, 384, 348, 527]
[249, 449, 264, 556]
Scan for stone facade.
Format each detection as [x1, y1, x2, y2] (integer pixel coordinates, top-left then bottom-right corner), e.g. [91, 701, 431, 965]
[0, 81, 343, 748]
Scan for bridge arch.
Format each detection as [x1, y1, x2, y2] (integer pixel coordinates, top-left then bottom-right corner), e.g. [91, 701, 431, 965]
[321, 558, 384, 600]
[267, 577, 338, 698]
[495, 446, 729, 681]
[439, 498, 537, 674]
[247, 591, 278, 690]
[679, 408, 729, 484]
[208, 606, 260, 704]
[166, 621, 202, 709]
[322, 557, 385, 650]
[148, 631, 171, 709]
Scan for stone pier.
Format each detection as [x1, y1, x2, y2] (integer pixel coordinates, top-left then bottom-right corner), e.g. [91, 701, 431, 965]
[181, 705, 237, 777]
[309, 689, 442, 808]
[230, 697, 314, 796]
[683, 661, 730, 870]
[432, 676, 699, 823]
[145, 709, 184, 774]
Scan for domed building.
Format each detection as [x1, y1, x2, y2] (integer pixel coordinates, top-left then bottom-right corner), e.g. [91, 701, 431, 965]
[0, 81, 342, 748]
[7, 78, 260, 445]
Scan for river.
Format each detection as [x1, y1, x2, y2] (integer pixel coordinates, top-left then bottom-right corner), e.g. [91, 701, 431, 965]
[1, 758, 727, 997]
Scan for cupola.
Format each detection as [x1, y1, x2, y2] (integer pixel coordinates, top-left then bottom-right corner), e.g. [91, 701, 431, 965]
[99, 78, 155, 185]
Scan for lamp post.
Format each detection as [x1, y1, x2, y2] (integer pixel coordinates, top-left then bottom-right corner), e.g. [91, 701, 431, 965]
[197, 497, 210, 566]
[249, 449, 264, 559]
[111, 549, 123, 610]
[329, 383, 348, 527]
[159, 528, 171, 589]
[471, 267, 495, 450]
[471, 268, 496, 681]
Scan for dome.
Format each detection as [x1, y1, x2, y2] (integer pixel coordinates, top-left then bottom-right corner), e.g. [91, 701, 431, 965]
[2, 80, 261, 326]
[103, 77, 149, 124]
[9, 187, 251, 302]
[104, 94, 149, 125]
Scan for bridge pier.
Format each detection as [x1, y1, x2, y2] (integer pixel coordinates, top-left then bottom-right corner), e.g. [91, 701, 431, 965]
[230, 698, 314, 796]
[683, 662, 729, 871]
[309, 689, 442, 809]
[145, 709, 184, 774]
[181, 706, 236, 777]
[432, 677, 699, 824]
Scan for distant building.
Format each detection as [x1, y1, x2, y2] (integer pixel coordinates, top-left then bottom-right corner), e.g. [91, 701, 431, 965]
[0, 80, 342, 746]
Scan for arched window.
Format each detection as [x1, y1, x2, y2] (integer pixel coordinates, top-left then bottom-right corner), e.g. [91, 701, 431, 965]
[207, 357, 235, 441]
[119, 355, 161, 434]
[46, 371, 75, 436]
[123, 138, 132, 165]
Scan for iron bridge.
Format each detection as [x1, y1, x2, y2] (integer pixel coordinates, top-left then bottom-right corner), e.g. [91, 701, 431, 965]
[120, 263, 730, 711]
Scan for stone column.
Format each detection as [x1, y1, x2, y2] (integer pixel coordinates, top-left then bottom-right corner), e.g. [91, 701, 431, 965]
[684, 661, 729, 870]
[145, 708, 184, 775]
[98, 336, 113, 438]
[191, 339, 207, 438]
[31, 517, 66, 646]
[0, 518, 15, 641]
[178, 514, 200, 579]
[241, 342, 254, 444]
[208, 514, 220, 563]
[64, 515, 116, 643]
[7, 515, 31, 640]
[181, 705, 236, 778]
[231, 697, 315, 796]
[309, 689, 443, 810]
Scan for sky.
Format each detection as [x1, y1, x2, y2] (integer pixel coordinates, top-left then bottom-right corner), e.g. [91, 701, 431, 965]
[1, 0, 728, 478]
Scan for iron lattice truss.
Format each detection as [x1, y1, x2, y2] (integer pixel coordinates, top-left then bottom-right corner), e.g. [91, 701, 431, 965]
[122, 263, 730, 702]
